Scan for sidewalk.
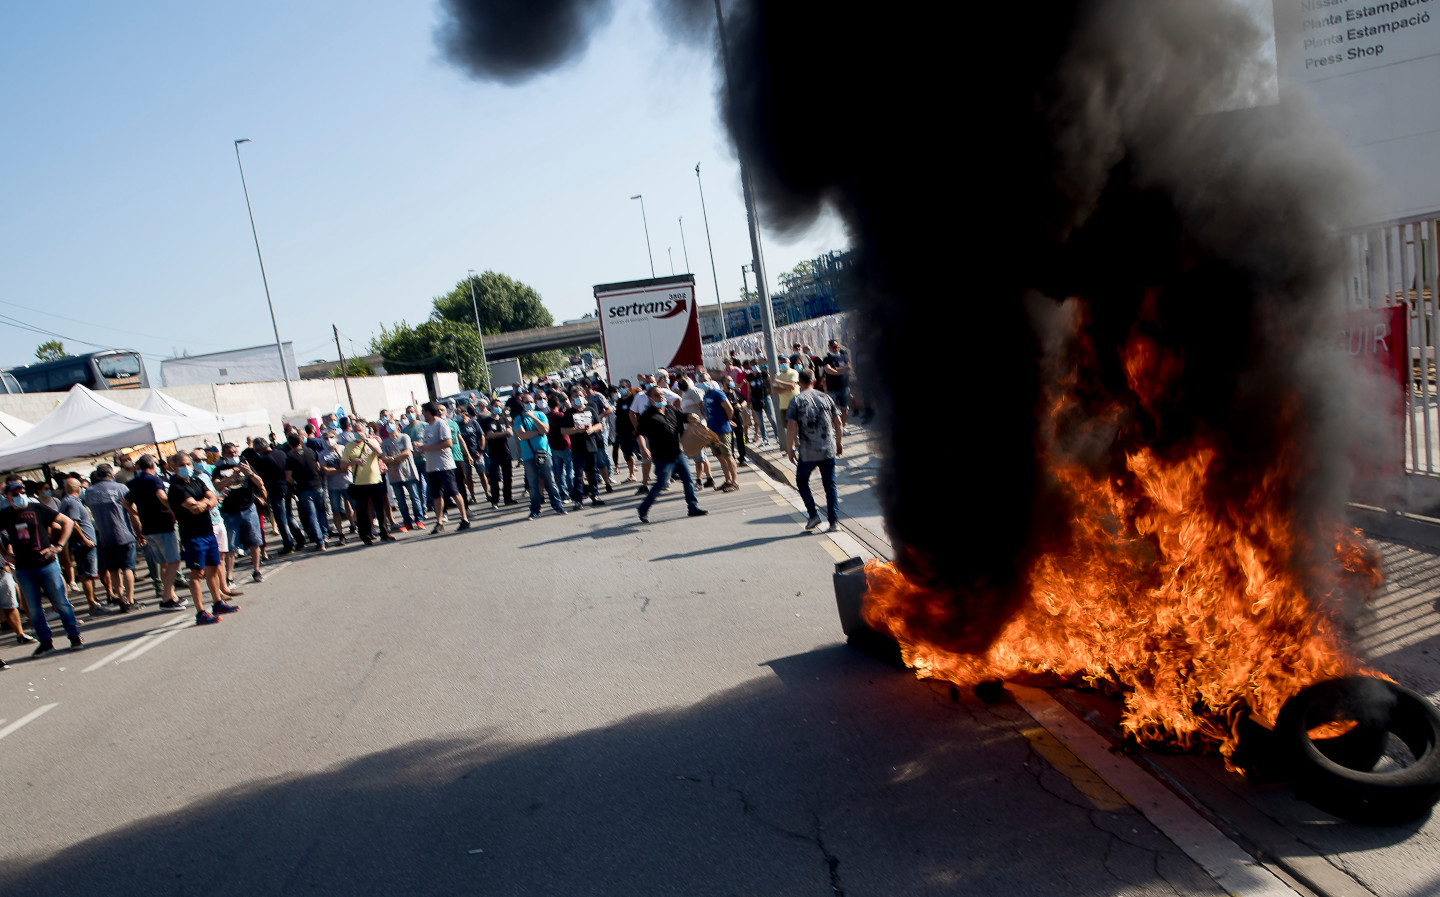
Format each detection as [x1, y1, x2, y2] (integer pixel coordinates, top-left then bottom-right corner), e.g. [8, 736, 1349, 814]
[743, 416, 893, 560]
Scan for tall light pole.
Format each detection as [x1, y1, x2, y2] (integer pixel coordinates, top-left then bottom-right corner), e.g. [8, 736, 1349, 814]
[467, 269, 491, 391]
[668, 247, 674, 275]
[711, 0, 779, 378]
[678, 216, 691, 272]
[630, 194, 655, 277]
[694, 162, 728, 341]
[233, 138, 294, 408]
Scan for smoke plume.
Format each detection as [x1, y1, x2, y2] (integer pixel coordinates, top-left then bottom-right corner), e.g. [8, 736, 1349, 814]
[437, 0, 1376, 651]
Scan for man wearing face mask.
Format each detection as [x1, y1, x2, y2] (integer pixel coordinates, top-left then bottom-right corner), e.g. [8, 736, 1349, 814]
[214, 443, 267, 583]
[479, 402, 513, 508]
[125, 453, 185, 609]
[513, 391, 568, 520]
[416, 402, 470, 533]
[773, 355, 801, 435]
[612, 379, 638, 484]
[562, 388, 607, 509]
[167, 455, 240, 626]
[629, 369, 680, 494]
[402, 409, 428, 509]
[636, 386, 707, 523]
[0, 477, 84, 654]
[380, 420, 422, 531]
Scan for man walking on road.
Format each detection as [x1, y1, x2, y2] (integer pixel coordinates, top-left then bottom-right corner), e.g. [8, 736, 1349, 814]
[636, 386, 707, 524]
[786, 369, 843, 533]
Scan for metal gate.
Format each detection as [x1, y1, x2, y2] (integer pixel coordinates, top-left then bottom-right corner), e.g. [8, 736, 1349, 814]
[1344, 216, 1440, 477]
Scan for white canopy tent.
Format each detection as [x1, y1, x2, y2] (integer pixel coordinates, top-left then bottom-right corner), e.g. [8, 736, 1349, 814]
[139, 390, 269, 433]
[0, 386, 209, 471]
[0, 410, 35, 443]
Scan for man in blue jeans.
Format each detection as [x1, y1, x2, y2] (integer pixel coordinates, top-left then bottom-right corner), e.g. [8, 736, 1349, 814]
[636, 386, 707, 524]
[513, 391, 568, 520]
[785, 369, 843, 533]
[284, 431, 329, 552]
[0, 477, 83, 654]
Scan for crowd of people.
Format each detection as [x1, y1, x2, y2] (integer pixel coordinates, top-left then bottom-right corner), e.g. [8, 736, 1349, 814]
[0, 345, 852, 669]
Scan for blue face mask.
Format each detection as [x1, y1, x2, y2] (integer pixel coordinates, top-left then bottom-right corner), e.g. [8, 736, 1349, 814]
[654, 398, 668, 408]
[571, 397, 584, 408]
[175, 466, 193, 480]
[196, 462, 211, 475]
[523, 403, 535, 413]
[8, 493, 27, 509]
[491, 407, 501, 415]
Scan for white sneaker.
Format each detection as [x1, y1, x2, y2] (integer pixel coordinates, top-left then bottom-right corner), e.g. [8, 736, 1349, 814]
[805, 514, 822, 530]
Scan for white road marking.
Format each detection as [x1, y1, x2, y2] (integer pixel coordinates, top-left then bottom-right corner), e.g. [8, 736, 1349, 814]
[118, 624, 191, 662]
[82, 636, 156, 672]
[0, 702, 58, 741]
[257, 561, 292, 585]
[1010, 685, 1299, 897]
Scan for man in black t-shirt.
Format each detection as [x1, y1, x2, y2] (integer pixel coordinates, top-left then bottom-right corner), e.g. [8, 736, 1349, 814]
[613, 380, 638, 483]
[0, 477, 82, 654]
[479, 401, 514, 506]
[635, 386, 706, 524]
[822, 339, 853, 429]
[124, 453, 184, 609]
[285, 432, 328, 551]
[167, 454, 239, 626]
[247, 437, 300, 553]
[561, 389, 606, 508]
[745, 363, 777, 447]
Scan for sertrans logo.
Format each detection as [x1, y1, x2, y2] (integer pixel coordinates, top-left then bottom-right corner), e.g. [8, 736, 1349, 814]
[606, 292, 688, 320]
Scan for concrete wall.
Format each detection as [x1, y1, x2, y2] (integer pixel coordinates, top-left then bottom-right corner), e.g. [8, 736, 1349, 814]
[0, 373, 457, 456]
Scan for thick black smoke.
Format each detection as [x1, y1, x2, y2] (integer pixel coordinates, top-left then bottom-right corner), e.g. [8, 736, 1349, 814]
[437, 0, 615, 83]
[438, 0, 1374, 651]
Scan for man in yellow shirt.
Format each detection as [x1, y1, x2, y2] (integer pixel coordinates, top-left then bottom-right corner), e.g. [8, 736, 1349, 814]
[342, 419, 394, 545]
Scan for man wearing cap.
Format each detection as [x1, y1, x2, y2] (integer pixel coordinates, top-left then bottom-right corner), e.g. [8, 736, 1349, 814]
[0, 476, 84, 653]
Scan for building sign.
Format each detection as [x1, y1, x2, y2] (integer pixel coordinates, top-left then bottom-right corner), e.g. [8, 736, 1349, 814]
[1273, 0, 1440, 219]
[594, 274, 702, 381]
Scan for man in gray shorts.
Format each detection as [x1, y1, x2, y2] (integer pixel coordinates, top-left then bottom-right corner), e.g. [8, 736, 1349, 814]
[124, 454, 185, 610]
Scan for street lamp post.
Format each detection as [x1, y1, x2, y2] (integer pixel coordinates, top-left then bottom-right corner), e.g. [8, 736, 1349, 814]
[694, 162, 728, 341]
[467, 269, 491, 391]
[232, 138, 294, 408]
[711, 0, 779, 380]
[629, 194, 655, 277]
[678, 216, 691, 273]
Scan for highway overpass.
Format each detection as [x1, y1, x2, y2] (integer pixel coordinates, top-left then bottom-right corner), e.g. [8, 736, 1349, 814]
[298, 319, 602, 380]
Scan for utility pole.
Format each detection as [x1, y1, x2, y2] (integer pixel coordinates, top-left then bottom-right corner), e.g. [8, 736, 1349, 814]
[467, 269, 490, 391]
[695, 162, 728, 341]
[712, 1, 778, 378]
[451, 338, 463, 390]
[333, 324, 355, 414]
[630, 194, 655, 277]
[668, 246, 674, 275]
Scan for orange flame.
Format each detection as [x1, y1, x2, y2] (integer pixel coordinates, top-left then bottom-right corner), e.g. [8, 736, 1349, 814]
[863, 309, 1382, 761]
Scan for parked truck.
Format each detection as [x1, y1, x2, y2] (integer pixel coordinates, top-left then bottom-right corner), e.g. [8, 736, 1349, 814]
[487, 358, 523, 392]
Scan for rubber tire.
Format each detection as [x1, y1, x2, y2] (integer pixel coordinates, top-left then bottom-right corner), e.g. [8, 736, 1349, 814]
[1274, 677, 1440, 825]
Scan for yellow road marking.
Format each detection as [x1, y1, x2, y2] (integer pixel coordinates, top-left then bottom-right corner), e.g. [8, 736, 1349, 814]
[753, 477, 774, 492]
[819, 538, 849, 562]
[1020, 727, 1129, 811]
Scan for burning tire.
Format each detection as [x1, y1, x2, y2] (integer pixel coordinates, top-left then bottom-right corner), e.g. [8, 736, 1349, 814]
[1274, 677, 1440, 825]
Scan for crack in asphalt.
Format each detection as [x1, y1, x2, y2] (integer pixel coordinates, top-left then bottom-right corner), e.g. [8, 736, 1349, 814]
[692, 774, 845, 895]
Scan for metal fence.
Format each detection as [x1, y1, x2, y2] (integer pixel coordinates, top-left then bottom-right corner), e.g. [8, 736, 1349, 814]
[1345, 217, 1440, 475]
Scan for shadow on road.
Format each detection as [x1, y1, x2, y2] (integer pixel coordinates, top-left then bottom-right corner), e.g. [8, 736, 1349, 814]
[8, 646, 1227, 897]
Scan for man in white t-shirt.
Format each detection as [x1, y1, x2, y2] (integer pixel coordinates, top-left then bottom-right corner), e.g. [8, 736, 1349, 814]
[414, 402, 469, 533]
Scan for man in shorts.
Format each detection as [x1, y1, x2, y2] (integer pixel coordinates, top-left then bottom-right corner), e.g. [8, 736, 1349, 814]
[213, 443, 267, 583]
[85, 463, 141, 610]
[167, 454, 239, 626]
[57, 477, 110, 617]
[416, 402, 470, 533]
[125, 454, 185, 609]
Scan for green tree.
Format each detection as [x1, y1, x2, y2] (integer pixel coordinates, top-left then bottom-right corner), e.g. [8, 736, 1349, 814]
[431, 270, 559, 376]
[370, 320, 489, 392]
[35, 339, 66, 362]
[329, 357, 374, 378]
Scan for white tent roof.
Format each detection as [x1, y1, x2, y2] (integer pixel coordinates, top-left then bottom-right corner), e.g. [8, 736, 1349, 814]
[0, 410, 34, 443]
[0, 385, 203, 470]
[139, 390, 268, 432]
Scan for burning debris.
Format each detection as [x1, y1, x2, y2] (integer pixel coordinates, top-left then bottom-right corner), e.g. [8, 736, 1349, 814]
[437, 0, 1440, 819]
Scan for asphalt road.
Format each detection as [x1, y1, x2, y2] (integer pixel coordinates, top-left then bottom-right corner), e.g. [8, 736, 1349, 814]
[1, 467, 1229, 897]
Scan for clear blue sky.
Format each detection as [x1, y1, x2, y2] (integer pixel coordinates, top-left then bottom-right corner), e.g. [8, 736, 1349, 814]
[0, 0, 848, 372]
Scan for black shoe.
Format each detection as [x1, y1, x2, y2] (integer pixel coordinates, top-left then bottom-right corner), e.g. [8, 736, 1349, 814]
[637, 513, 649, 524]
[380, 534, 398, 543]
[278, 547, 295, 557]
[252, 570, 264, 583]
[69, 635, 85, 650]
[33, 640, 54, 657]
[703, 477, 715, 488]
[688, 507, 708, 518]
[505, 500, 519, 506]
[604, 482, 613, 494]
[15, 632, 37, 646]
[0, 657, 8, 670]
[458, 520, 471, 531]
[590, 498, 606, 507]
